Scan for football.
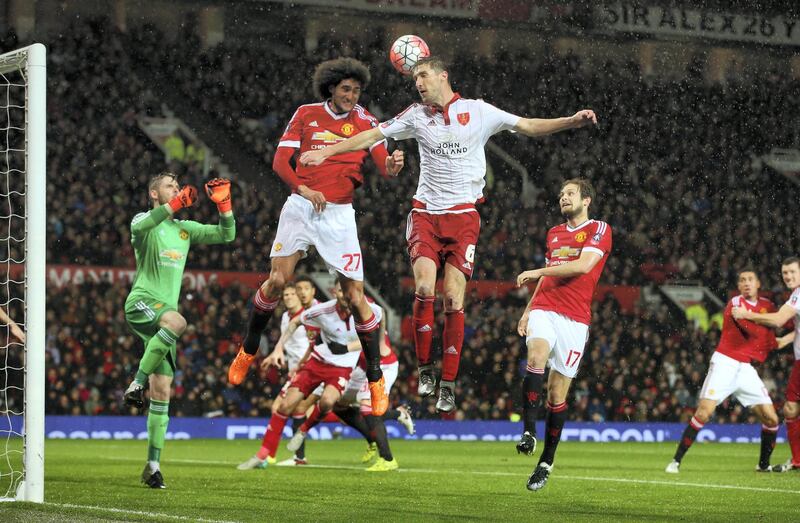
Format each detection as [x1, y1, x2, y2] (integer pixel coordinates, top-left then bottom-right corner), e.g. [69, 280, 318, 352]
[389, 35, 430, 76]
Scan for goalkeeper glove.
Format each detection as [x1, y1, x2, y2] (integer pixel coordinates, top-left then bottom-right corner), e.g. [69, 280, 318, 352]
[168, 185, 198, 212]
[205, 178, 232, 213]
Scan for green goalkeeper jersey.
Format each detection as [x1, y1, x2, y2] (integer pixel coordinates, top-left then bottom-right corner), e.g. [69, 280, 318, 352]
[124, 204, 236, 310]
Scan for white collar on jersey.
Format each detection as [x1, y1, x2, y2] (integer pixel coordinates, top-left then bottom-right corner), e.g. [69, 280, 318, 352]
[566, 219, 595, 232]
[324, 100, 351, 120]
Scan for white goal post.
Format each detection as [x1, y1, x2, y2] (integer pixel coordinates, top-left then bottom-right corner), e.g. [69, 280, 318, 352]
[0, 43, 46, 504]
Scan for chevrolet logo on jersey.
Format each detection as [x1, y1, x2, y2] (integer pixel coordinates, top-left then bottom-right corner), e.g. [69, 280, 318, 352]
[311, 130, 346, 144]
[552, 246, 580, 259]
[160, 249, 185, 261]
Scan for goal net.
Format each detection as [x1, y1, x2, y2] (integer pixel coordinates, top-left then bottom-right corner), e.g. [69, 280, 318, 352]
[0, 43, 46, 503]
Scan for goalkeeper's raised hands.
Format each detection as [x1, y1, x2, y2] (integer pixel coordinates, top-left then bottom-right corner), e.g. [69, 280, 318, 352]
[205, 178, 232, 213]
[168, 185, 198, 213]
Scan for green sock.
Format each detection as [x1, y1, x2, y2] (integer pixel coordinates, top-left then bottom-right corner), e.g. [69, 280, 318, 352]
[137, 328, 178, 378]
[147, 399, 170, 463]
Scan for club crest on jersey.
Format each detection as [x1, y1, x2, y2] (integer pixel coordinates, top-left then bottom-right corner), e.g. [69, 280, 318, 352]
[341, 123, 355, 136]
[154, 303, 163, 310]
[274, 243, 283, 252]
[760, 308, 768, 313]
[457, 112, 470, 126]
[575, 231, 587, 243]
[180, 230, 189, 240]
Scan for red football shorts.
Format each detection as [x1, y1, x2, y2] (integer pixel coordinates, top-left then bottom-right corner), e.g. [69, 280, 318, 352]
[406, 210, 480, 278]
[787, 361, 800, 403]
[289, 357, 352, 397]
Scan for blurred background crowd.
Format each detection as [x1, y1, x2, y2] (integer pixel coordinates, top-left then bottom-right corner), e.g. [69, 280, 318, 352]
[2, 11, 798, 423]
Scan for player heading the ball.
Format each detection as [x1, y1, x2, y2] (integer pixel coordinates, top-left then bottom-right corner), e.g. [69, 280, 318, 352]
[227, 57, 404, 416]
[301, 56, 597, 414]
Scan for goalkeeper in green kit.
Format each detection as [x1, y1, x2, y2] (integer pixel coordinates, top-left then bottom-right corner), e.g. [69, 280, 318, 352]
[123, 172, 235, 488]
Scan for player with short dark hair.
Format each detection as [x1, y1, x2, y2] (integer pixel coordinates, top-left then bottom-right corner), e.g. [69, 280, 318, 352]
[515, 178, 611, 491]
[123, 172, 235, 488]
[227, 58, 404, 417]
[666, 269, 783, 474]
[300, 57, 597, 413]
[733, 257, 800, 472]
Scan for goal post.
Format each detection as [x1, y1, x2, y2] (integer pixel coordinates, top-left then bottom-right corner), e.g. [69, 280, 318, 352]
[0, 42, 46, 504]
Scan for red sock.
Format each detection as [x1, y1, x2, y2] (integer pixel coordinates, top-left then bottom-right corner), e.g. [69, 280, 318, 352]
[787, 417, 800, 465]
[257, 412, 288, 460]
[301, 405, 322, 433]
[413, 294, 434, 365]
[441, 309, 464, 382]
[323, 412, 340, 423]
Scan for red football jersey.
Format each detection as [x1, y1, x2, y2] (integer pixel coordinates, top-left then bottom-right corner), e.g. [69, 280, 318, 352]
[531, 220, 612, 325]
[278, 102, 386, 204]
[716, 295, 777, 363]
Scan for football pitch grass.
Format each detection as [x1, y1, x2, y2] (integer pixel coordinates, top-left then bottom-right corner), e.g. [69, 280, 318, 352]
[1, 439, 797, 522]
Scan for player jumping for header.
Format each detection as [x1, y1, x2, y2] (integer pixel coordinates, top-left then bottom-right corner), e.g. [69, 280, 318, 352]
[301, 56, 597, 412]
[227, 57, 403, 416]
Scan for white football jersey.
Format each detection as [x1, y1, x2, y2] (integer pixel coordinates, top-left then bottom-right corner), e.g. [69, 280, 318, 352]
[300, 299, 383, 368]
[787, 288, 800, 360]
[379, 95, 519, 211]
[280, 306, 314, 372]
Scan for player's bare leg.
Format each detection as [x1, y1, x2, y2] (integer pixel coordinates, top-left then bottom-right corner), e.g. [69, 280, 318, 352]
[518, 338, 549, 456]
[412, 257, 438, 397]
[341, 277, 388, 415]
[437, 263, 466, 413]
[752, 403, 780, 471]
[776, 401, 800, 472]
[666, 398, 717, 473]
[142, 373, 172, 488]
[229, 253, 302, 385]
[528, 371, 571, 492]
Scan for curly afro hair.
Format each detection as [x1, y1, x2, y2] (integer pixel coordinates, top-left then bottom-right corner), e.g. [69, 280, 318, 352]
[312, 58, 371, 100]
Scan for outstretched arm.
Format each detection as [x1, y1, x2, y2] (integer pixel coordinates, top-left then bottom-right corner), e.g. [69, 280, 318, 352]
[517, 251, 603, 286]
[733, 304, 795, 329]
[299, 127, 384, 166]
[0, 307, 25, 342]
[517, 278, 544, 336]
[514, 110, 597, 138]
[778, 331, 796, 349]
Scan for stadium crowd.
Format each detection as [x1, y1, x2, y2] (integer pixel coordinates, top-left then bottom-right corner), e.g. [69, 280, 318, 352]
[38, 278, 794, 424]
[1, 18, 798, 423]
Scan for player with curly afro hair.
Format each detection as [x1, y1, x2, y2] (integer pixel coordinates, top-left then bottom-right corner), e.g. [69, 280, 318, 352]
[312, 57, 371, 105]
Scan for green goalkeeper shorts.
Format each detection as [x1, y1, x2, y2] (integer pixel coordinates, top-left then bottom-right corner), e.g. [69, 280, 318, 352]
[124, 297, 178, 377]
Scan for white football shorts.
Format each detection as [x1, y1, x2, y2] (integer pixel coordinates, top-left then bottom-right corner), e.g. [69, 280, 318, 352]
[342, 362, 399, 405]
[270, 194, 364, 281]
[526, 309, 589, 379]
[699, 351, 771, 407]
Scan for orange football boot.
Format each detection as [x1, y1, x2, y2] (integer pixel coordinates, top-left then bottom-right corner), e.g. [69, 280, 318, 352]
[368, 376, 389, 416]
[228, 346, 255, 385]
